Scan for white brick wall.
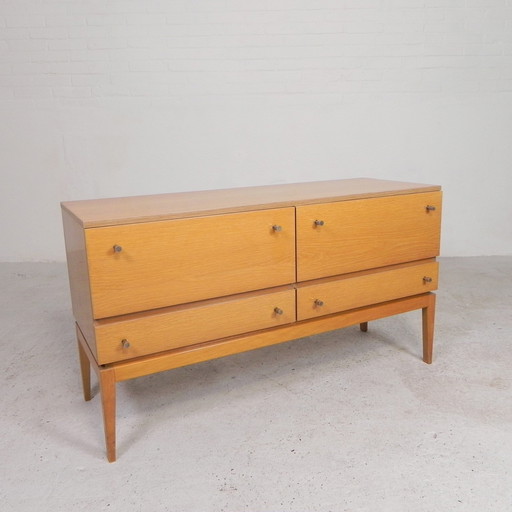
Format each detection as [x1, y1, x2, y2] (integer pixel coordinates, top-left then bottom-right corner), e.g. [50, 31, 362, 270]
[1, 1, 512, 259]
[1, 1, 512, 100]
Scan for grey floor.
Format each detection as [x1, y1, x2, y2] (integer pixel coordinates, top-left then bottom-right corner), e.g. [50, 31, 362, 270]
[1, 257, 511, 512]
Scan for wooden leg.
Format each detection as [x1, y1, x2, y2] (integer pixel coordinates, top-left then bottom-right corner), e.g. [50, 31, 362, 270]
[99, 368, 117, 463]
[77, 337, 92, 401]
[360, 322, 368, 332]
[422, 293, 436, 364]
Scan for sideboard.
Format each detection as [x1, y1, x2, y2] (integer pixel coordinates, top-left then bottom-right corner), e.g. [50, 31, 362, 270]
[61, 178, 442, 462]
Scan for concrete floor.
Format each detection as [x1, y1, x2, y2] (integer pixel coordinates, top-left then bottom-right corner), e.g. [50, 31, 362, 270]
[0, 257, 511, 512]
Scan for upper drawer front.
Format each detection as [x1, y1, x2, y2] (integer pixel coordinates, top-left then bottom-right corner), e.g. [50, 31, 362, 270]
[296, 191, 442, 281]
[297, 262, 439, 321]
[95, 288, 296, 364]
[86, 208, 296, 318]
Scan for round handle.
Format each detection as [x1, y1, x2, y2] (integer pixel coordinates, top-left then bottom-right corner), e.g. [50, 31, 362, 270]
[274, 307, 284, 315]
[426, 205, 436, 211]
[121, 339, 130, 349]
[113, 245, 123, 253]
[423, 276, 433, 283]
[314, 220, 325, 226]
[314, 299, 324, 307]
[272, 225, 283, 232]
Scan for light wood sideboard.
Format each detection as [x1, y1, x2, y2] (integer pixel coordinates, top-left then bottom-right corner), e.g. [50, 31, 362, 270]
[61, 178, 442, 462]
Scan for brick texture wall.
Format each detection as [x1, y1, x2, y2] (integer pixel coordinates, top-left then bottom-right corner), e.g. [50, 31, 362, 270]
[1, 1, 512, 259]
[1, 1, 512, 100]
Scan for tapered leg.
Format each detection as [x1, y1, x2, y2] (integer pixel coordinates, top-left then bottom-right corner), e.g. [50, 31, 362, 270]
[360, 322, 368, 332]
[77, 337, 92, 401]
[422, 293, 436, 364]
[99, 368, 116, 462]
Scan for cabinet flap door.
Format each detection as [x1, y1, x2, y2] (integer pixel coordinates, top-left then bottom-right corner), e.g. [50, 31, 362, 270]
[86, 208, 296, 318]
[297, 191, 442, 281]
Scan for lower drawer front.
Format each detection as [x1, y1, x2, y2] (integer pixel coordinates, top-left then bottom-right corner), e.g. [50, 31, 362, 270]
[95, 288, 296, 364]
[297, 262, 438, 321]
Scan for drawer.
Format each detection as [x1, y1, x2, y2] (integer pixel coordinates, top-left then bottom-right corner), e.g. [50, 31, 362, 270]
[94, 288, 296, 364]
[297, 262, 439, 321]
[297, 191, 442, 281]
[85, 208, 296, 318]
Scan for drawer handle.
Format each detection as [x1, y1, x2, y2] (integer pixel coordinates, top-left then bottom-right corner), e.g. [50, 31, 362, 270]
[314, 220, 325, 226]
[425, 205, 436, 212]
[121, 339, 130, 349]
[274, 307, 284, 315]
[423, 276, 433, 283]
[314, 299, 324, 307]
[113, 245, 123, 253]
[272, 225, 283, 232]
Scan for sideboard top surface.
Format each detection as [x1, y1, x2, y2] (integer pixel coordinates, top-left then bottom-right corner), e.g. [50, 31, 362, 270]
[61, 177, 441, 228]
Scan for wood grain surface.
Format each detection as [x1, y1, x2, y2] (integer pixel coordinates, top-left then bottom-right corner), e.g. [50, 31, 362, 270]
[297, 191, 442, 280]
[61, 178, 441, 228]
[86, 207, 296, 318]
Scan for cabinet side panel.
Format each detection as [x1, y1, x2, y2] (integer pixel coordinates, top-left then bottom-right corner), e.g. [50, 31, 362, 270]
[62, 208, 97, 359]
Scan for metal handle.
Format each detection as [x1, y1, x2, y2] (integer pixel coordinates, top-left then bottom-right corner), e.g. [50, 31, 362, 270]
[272, 225, 283, 232]
[314, 220, 325, 226]
[314, 299, 324, 307]
[113, 245, 123, 253]
[274, 307, 284, 315]
[426, 205, 436, 211]
[121, 339, 130, 349]
[423, 276, 433, 283]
